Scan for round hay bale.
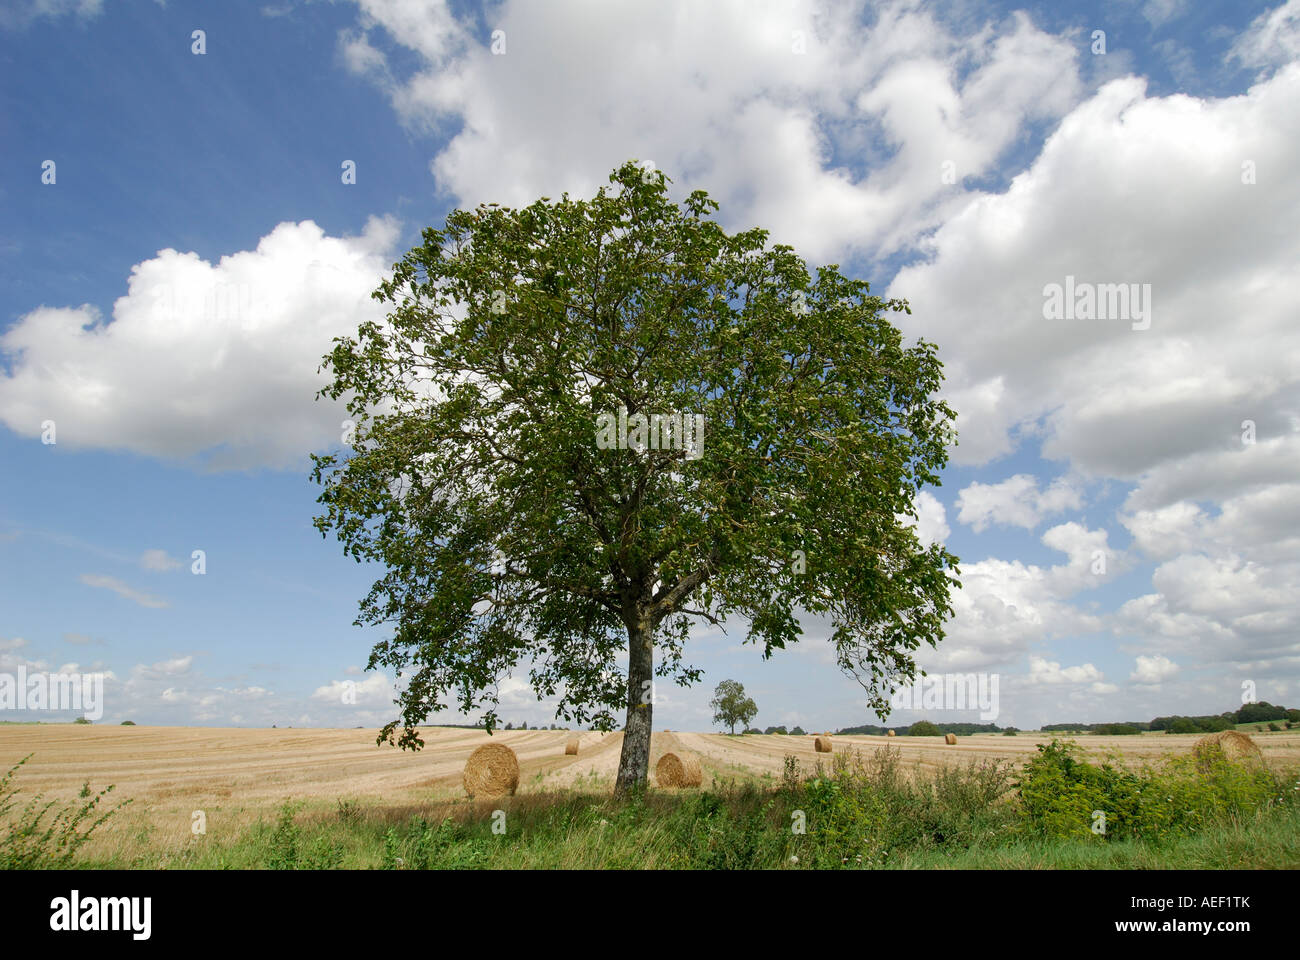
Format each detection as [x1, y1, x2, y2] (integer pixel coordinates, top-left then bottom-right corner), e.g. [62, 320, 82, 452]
[944, 733, 957, 745]
[1193, 730, 1263, 769]
[814, 736, 833, 752]
[564, 736, 580, 756]
[463, 742, 519, 798]
[887, 729, 896, 737]
[655, 752, 702, 788]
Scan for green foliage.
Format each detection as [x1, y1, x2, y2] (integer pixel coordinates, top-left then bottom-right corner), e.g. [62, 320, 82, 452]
[72, 717, 91, 725]
[311, 159, 960, 782]
[1095, 723, 1141, 735]
[264, 801, 344, 869]
[1014, 738, 1290, 844]
[790, 726, 806, 736]
[1003, 727, 1018, 736]
[711, 680, 758, 734]
[0, 755, 129, 868]
[908, 720, 942, 736]
[792, 746, 1018, 867]
[120, 720, 136, 725]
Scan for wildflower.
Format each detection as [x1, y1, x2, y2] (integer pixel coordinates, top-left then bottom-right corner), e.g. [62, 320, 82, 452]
[790, 855, 798, 863]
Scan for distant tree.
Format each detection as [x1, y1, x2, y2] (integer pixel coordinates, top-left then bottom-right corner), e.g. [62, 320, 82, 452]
[1167, 717, 1199, 734]
[1002, 727, 1018, 736]
[710, 680, 758, 735]
[72, 717, 91, 725]
[520, 721, 528, 730]
[790, 726, 806, 736]
[764, 725, 788, 735]
[120, 720, 136, 725]
[505, 722, 514, 730]
[908, 720, 942, 736]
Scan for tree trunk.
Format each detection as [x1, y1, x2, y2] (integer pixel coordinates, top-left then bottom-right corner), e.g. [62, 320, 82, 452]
[614, 618, 654, 795]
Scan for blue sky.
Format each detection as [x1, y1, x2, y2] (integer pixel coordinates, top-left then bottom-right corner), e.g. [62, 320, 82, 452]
[2, 0, 1298, 732]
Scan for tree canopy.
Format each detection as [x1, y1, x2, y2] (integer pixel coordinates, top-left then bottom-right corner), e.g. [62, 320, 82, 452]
[311, 160, 960, 792]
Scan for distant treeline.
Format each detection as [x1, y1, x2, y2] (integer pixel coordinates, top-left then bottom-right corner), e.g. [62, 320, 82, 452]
[835, 722, 1005, 736]
[1042, 702, 1299, 734]
[830, 702, 1299, 738]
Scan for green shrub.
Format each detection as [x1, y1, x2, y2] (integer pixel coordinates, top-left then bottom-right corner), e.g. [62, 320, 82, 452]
[1014, 738, 1290, 844]
[908, 720, 942, 737]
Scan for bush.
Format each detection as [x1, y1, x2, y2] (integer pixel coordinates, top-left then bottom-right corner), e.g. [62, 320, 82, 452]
[1002, 727, 1018, 736]
[0, 755, 129, 868]
[908, 720, 942, 736]
[72, 717, 91, 725]
[1014, 738, 1289, 844]
[120, 720, 135, 726]
[790, 746, 1018, 867]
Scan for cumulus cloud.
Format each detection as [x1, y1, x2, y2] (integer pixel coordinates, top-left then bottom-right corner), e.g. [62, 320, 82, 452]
[956, 474, 1083, 532]
[1027, 656, 1117, 694]
[1131, 654, 1179, 685]
[916, 521, 1122, 673]
[887, 65, 1300, 478]
[340, 0, 1081, 263]
[0, 216, 399, 469]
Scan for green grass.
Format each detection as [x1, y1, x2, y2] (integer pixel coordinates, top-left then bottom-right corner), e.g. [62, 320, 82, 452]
[9, 740, 1299, 870]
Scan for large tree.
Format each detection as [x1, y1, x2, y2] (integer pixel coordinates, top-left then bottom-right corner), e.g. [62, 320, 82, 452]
[311, 160, 960, 794]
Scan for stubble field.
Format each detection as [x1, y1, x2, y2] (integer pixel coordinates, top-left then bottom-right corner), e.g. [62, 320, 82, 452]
[4, 724, 1298, 866]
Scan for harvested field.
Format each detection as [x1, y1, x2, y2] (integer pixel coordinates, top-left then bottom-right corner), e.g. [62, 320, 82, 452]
[3, 725, 1298, 861]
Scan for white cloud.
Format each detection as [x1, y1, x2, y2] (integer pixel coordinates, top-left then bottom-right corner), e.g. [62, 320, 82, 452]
[78, 574, 168, 609]
[310, 672, 393, 708]
[139, 549, 183, 572]
[342, 0, 1081, 263]
[898, 489, 950, 546]
[0, 216, 399, 469]
[956, 474, 1083, 532]
[888, 66, 1300, 475]
[1228, 0, 1300, 72]
[0, 0, 102, 30]
[1027, 656, 1116, 694]
[1130, 654, 1179, 685]
[916, 521, 1121, 673]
